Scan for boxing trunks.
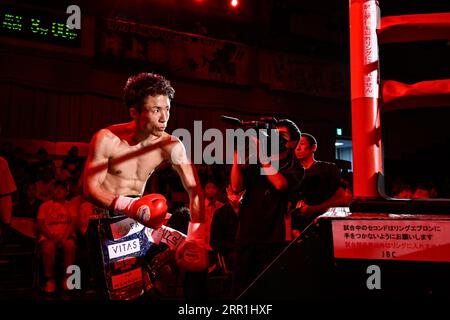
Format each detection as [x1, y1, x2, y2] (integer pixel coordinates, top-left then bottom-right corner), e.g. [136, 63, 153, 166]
[87, 202, 186, 300]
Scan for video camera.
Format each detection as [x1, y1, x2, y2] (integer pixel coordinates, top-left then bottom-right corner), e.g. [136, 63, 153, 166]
[221, 115, 288, 157]
[221, 115, 279, 131]
[221, 116, 278, 134]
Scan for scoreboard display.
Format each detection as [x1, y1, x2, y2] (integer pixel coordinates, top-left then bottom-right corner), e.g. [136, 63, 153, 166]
[0, 4, 81, 47]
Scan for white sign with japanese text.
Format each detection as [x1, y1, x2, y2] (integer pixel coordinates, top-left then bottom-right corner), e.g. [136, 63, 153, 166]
[332, 220, 450, 262]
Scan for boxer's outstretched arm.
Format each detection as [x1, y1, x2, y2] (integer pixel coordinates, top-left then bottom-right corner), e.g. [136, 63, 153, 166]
[170, 138, 208, 272]
[83, 129, 116, 208]
[168, 138, 205, 223]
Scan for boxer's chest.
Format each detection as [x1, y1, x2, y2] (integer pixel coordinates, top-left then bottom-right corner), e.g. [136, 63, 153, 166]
[108, 143, 164, 180]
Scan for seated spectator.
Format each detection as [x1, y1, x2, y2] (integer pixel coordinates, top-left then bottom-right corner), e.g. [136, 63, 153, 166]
[14, 181, 42, 219]
[210, 185, 243, 273]
[37, 180, 77, 293]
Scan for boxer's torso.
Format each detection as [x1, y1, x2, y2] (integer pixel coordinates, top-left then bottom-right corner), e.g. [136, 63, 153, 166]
[100, 123, 173, 196]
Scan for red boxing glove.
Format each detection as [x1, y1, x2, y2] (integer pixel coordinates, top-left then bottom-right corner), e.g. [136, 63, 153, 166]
[114, 194, 168, 229]
[175, 222, 208, 272]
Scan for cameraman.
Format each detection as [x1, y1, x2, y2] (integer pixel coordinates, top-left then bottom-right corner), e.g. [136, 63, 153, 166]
[230, 119, 303, 298]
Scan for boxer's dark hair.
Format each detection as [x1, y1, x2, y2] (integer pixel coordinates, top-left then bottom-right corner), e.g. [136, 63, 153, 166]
[277, 119, 301, 142]
[301, 133, 317, 147]
[123, 73, 175, 111]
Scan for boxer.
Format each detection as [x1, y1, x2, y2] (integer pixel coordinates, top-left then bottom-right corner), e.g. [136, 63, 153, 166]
[83, 73, 206, 299]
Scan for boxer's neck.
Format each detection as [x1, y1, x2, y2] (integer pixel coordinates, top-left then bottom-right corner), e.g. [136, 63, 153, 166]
[125, 121, 161, 145]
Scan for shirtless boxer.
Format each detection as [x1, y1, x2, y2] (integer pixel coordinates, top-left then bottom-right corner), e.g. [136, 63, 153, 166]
[83, 73, 206, 299]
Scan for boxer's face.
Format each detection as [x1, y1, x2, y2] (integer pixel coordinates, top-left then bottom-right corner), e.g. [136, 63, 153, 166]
[132, 94, 171, 137]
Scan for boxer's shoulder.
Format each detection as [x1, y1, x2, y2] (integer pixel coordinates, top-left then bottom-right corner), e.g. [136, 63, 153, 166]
[92, 128, 123, 150]
[161, 134, 189, 163]
[165, 134, 185, 147]
[89, 131, 118, 160]
[94, 128, 119, 141]
[157, 134, 179, 152]
[103, 123, 131, 139]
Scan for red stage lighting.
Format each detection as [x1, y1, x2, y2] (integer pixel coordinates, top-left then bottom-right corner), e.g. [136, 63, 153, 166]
[230, 0, 239, 8]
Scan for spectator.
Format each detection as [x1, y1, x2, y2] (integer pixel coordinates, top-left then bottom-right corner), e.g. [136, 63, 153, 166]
[37, 180, 77, 293]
